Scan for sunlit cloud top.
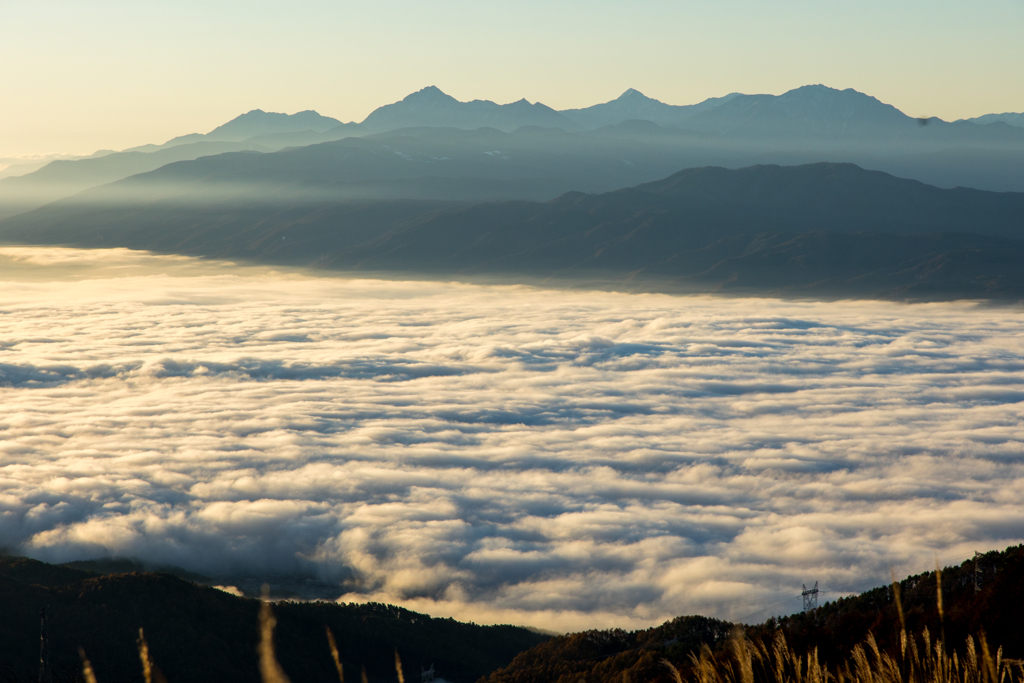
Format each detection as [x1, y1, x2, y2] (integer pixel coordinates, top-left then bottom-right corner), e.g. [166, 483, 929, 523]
[2, 248, 1023, 633]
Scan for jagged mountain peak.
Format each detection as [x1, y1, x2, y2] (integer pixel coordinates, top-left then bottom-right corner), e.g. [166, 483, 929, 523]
[778, 84, 898, 110]
[783, 84, 866, 98]
[787, 83, 843, 94]
[616, 88, 656, 102]
[361, 88, 578, 132]
[402, 85, 458, 103]
[204, 108, 344, 141]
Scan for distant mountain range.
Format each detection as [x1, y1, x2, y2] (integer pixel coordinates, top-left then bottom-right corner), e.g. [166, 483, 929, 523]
[126, 109, 349, 153]
[3, 84, 1023, 222]
[2, 84, 1023, 304]
[967, 112, 1024, 127]
[561, 88, 741, 129]
[0, 149, 114, 180]
[361, 85, 581, 132]
[0, 139, 276, 221]
[4, 162, 1023, 300]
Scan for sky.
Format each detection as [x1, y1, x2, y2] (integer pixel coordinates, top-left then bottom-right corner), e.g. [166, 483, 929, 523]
[2, 247, 1023, 632]
[2, 0, 1024, 156]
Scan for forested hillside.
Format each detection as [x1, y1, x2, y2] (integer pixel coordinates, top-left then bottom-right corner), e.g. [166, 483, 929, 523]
[0, 557, 547, 683]
[481, 546, 1024, 683]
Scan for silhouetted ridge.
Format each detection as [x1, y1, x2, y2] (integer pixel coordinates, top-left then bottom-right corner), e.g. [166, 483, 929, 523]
[618, 88, 650, 100]
[678, 84, 915, 138]
[205, 108, 344, 140]
[360, 86, 580, 132]
[0, 554, 548, 683]
[400, 85, 460, 103]
[5, 82, 1024, 224]
[3, 162, 1024, 300]
[481, 546, 1024, 683]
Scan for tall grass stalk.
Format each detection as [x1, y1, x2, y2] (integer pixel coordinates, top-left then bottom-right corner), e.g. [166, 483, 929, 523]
[77, 649, 98, 683]
[326, 627, 344, 683]
[937, 562, 948, 655]
[258, 598, 291, 683]
[669, 628, 1024, 683]
[890, 570, 906, 633]
[395, 649, 405, 683]
[137, 628, 152, 683]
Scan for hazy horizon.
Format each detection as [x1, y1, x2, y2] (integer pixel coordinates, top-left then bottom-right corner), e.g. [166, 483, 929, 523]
[3, 0, 1024, 157]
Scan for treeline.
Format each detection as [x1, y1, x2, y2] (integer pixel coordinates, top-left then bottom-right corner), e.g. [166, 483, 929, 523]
[3, 546, 1022, 683]
[0, 557, 547, 683]
[480, 545, 1024, 683]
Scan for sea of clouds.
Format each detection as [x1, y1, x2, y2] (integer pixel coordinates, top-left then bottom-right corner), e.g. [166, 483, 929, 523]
[1, 247, 1023, 632]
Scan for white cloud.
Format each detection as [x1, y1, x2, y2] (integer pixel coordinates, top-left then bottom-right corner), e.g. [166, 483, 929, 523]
[1, 247, 1023, 632]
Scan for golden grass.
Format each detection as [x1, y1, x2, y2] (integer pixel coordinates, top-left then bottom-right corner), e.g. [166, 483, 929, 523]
[327, 627, 345, 682]
[395, 648, 406, 683]
[258, 596, 292, 683]
[137, 629, 152, 683]
[75, 577, 1022, 683]
[667, 628, 1024, 683]
[77, 648, 98, 683]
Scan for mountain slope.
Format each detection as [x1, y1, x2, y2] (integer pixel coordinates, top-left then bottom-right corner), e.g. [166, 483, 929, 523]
[481, 546, 1024, 683]
[361, 86, 581, 132]
[560, 89, 740, 129]
[128, 109, 350, 152]
[7, 85, 1024, 224]
[0, 110, 362, 220]
[0, 555, 547, 683]
[0, 140, 274, 220]
[680, 85, 1024, 145]
[205, 108, 345, 140]
[967, 112, 1024, 127]
[15, 126, 700, 206]
[4, 162, 1023, 300]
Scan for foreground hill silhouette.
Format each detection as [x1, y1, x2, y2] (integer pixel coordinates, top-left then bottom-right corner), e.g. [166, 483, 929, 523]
[0, 556, 547, 683]
[4, 162, 1023, 300]
[2, 546, 1021, 683]
[481, 546, 1024, 683]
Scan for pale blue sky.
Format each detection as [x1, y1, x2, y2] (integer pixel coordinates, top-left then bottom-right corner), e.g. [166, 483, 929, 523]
[2, 0, 1023, 156]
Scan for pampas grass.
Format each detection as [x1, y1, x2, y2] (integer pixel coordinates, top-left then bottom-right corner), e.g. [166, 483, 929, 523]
[136, 629, 152, 683]
[258, 595, 291, 683]
[77, 649, 97, 683]
[327, 627, 344, 683]
[395, 649, 405, 683]
[666, 628, 1024, 683]
[74, 575, 1023, 683]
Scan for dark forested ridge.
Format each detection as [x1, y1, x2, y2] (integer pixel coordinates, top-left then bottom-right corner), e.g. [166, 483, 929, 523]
[481, 545, 1024, 683]
[0, 556, 547, 683]
[4, 162, 1024, 300]
[2, 547, 1022, 683]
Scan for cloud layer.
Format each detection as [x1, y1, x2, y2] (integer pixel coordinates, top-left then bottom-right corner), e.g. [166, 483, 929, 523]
[1, 247, 1023, 632]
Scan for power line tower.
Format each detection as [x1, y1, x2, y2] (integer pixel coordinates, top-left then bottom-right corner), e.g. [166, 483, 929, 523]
[802, 582, 819, 613]
[39, 607, 51, 683]
[974, 552, 983, 593]
[421, 664, 435, 683]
